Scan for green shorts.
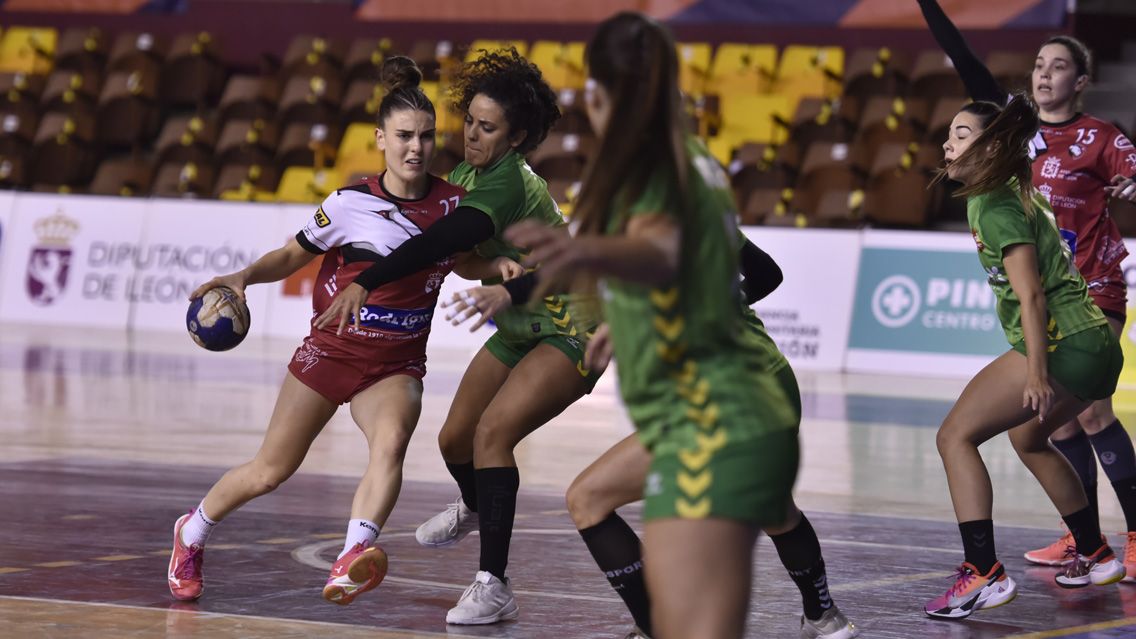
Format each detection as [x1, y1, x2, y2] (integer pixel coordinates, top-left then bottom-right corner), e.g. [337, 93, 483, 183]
[484, 330, 602, 393]
[1012, 323, 1122, 401]
[641, 363, 801, 526]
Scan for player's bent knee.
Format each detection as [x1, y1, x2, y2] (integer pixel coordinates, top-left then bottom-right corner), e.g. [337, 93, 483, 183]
[565, 477, 606, 529]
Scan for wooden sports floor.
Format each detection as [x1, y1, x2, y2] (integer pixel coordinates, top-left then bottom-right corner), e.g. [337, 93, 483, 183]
[2, 323, 1135, 638]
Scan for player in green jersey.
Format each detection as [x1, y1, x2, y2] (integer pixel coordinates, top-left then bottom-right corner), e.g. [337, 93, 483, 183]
[449, 13, 813, 639]
[924, 96, 1125, 621]
[314, 47, 600, 625]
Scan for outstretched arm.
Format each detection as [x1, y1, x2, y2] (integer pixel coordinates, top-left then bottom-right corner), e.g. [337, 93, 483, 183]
[916, 0, 1007, 103]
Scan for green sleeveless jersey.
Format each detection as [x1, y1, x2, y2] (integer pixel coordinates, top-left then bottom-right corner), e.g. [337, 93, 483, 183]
[449, 151, 596, 338]
[602, 138, 797, 453]
[967, 183, 1106, 346]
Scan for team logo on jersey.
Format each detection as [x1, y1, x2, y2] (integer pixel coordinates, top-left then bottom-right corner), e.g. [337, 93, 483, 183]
[1116, 135, 1134, 151]
[870, 275, 921, 328]
[424, 271, 443, 294]
[1069, 145, 1082, 158]
[314, 206, 331, 228]
[985, 266, 1008, 287]
[1040, 156, 1062, 179]
[971, 228, 985, 253]
[1126, 153, 1136, 172]
[26, 211, 79, 306]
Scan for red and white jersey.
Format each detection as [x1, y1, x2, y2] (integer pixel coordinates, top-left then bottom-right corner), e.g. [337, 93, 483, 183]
[1033, 114, 1135, 293]
[295, 173, 466, 362]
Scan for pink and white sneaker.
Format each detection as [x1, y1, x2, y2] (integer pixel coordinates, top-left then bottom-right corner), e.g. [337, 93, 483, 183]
[322, 542, 388, 605]
[167, 513, 204, 601]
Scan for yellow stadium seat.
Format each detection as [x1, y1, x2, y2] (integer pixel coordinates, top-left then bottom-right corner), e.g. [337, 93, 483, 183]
[529, 41, 586, 90]
[336, 150, 384, 182]
[676, 42, 713, 97]
[774, 45, 844, 112]
[275, 167, 344, 203]
[220, 187, 276, 202]
[708, 94, 793, 165]
[0, 27, 57, 74]
[710, 43, 777, 97]
[338, 122, 377, 158]
[465, 40, 528, 62]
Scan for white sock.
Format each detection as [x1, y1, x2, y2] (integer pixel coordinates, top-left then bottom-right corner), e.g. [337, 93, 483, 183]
[339, 519, 380, 558]
[179, 502, 218, 548]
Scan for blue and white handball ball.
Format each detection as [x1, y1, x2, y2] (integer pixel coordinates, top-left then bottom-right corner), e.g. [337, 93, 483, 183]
[186, 286, 250, 352]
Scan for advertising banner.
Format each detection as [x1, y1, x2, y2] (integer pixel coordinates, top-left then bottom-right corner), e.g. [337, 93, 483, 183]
[743, 227, 860, 371]
[0, 194, 146, 328]
[846, 230, 1005, 377]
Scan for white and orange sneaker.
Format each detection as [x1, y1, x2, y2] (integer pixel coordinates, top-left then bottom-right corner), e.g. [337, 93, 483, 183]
[1024, 527, 1075, 566]
[1055, 544, 1127, 588]
[322, 542, 388, 605]
[1124, 532, 1136, 583]
[167, 513, 204, 601]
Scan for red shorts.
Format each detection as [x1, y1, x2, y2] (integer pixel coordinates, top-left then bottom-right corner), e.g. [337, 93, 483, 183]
[287, 334, 426, 405]
[1086, 264, 1128, 320]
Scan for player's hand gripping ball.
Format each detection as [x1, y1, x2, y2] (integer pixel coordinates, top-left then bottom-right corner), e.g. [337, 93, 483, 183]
[186, 286, 251, 351]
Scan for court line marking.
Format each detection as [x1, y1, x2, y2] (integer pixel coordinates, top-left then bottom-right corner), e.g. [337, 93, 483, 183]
[0, 595, 483, 638]
[1000, 616, 1136, 638]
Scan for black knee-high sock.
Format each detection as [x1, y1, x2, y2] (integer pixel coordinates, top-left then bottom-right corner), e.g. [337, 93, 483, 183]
[476, 467, 519, 580]
[769, 515, 833, 621]
[1062, 505, 1105, 557]
[1089, 420, 1136, 531]
[1054, 430, 1099, 521]
[579, 514, 652, 635]
[958, 519, 997, 574]
[445, 461, 478, 512]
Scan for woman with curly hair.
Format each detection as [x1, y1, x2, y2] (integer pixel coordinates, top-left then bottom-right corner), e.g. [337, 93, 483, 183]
[316, 47, 601, 625]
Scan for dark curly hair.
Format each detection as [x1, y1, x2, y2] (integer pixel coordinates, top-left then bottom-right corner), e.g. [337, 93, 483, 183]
[452, 47, 560, 155]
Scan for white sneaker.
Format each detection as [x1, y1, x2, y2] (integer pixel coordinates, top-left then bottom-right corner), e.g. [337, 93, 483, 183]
[415, 497, 479, 547]
[445, 570, 519, 625]
[801, 606, 860, 639]
[622, 627, 651, 639]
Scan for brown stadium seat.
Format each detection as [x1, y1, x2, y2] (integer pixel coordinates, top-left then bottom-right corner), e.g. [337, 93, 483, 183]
[89, 155, 154, 197]
[0, 71, 46, 102]
[54, 27, 108, 75]
[796, 142, 865, 194]
[740, 187, 789, 226]
[0, 152, 27, 188]
[40, 68, 103, 113]
[842, 47, 911, 101]
[926, 96, 969, 145]
[162, 32, 226, 108]
[277, 121, 342, 169]
[730, 142, 791, 212]
[408, 39, 461, 83]
[152, 160, 217, 198]
[863, 170, 930, 227]
[552, 88, 593, 136]
[867, 142, 924, 181]
[30, 111, 97, 187]
[107, 32, 166, 76]
[216, 118, 280, 166]
[97, 68, 161, 148]
[283, 36, 346, 80]
[218, 75, 281, 123]
[909, 50, 967, 101]
[808, 188, 865, 228]
[155, 114, 218, 166]
[213, 162, 282, 199]
[0, 101, 39, 160]
[986, 50, 1035, 94]
[278, 74, 344, 129]
[854, 96, 928, 173]
[528, 132, 593, 184]
[788, 96, 859, 148]
[342, 78, 382, 126]
[345, 38, 398, 84]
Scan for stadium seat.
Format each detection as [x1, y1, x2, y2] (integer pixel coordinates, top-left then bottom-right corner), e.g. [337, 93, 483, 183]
[335, 122, 384, 178]
[40, 68, 103, 113]
[676, 42, 713, 96]
[214, 162, 281, 199]
[774, 45, 844, 112]
[344, 37, 398, 84]
[808, 188, 864, 228]
[408, 39, 453, 82]
[909, 50, 967, 100]
[986, 50, 1035, 94]
[1097, 61, 1136, 85]
[788, 96, 859, 148]
[739, 186, 787, 225]
[274, 166, 344, 203]
[283, 35, 346, 78]
[107, 32, 165, 76]
[0, 71, 45, 102]
[0, 100, 39, 159]
[528, 132, 593, 184]
[89, 155, 154, 197]
[715, 94, 793, 156]
[529, 41, 586, 90]
[342, 78, 382, 125]
[553, 88, 592, 136]
[0, 152, 27, 189]
[710, 43, 777, 98]
[0, 27, 57, 75]
[863, 170, 930, 227]
[97, 69, 161, 148]
[465, 40, 528, 62]
[796, 142, 864, 196]
[152, 160, 217, 198]
[842, 47, 911, 101]
[162, 32, 225, 108]
[926, 96, 968, 144]
[155, 114, 218, 165]
[219, 75, 280, 123]
[278, 73, 344, 128]
[30, 111, 97, 187]
[54, 27, 108, 75]
[335, 151, 384, 185]
[277, 121, 342, 169]
[854, 96, 928, 172]
[216, 118, 279, 166]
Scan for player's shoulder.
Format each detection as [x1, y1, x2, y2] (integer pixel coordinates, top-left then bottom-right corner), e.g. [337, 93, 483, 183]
[324, 176, 397, 209]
